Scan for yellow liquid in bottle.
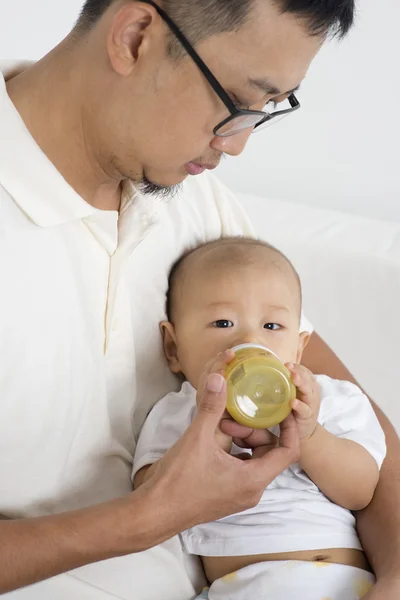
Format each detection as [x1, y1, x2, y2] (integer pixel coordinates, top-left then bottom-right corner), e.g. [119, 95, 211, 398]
[225, 345, 296, 429]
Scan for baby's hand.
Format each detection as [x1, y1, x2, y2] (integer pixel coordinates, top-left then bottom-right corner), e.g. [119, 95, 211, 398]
[286, 364, 321, 440]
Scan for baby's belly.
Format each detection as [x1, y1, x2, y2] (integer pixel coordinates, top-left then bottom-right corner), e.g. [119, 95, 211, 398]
[202, 548, 371, 583]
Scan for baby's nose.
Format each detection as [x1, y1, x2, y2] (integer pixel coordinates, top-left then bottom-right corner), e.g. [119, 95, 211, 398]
[233, 336, 262, 348]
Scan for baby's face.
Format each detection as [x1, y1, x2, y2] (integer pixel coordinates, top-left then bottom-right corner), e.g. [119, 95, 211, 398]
[164, 253, 308, 390]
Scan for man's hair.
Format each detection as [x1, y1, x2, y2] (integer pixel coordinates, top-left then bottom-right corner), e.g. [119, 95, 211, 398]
[77, 0, 355, 48]
[165, 236, 302, 322]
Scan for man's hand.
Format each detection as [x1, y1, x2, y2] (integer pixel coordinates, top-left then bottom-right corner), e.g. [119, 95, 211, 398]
[286, 363, 321, 440]
[140, 351, 300, 534]
[198, 351, 234, 454]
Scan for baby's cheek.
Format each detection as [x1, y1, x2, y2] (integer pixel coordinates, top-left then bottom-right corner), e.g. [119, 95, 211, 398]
[275, 346, 299, 365]
[181, 354, 208, 391]
[181, 338, 232, 391]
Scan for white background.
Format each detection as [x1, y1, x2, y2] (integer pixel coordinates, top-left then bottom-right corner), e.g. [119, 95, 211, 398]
[1, 0, 399, 222]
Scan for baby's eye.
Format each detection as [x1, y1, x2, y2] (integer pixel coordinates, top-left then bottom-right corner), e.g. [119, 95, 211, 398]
[212, 320, 234, 328]
[264, 323, 281, 331]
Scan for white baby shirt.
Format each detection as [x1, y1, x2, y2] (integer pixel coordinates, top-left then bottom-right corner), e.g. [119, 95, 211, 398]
[133, 376, 386, 556]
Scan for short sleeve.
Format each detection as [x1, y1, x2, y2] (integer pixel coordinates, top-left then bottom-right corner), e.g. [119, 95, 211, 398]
[132, 383, 196, 480]
[317, 376, 387, 469]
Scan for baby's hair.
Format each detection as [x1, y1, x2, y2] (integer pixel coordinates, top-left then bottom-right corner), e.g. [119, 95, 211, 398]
[166, 236, 302, 322]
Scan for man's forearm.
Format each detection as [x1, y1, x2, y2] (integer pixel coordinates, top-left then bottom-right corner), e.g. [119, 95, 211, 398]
[356, 404, 400, 579]
[0, 485, 166, 594]
[303, 332, 400, 579]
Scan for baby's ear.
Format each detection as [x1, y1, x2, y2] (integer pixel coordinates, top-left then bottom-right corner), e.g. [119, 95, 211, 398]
[160, 321, 182, 374]
[296, 330, 311, 364]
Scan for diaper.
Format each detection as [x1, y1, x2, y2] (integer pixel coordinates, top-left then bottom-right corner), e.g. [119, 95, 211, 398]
[196, 560, 375, 600]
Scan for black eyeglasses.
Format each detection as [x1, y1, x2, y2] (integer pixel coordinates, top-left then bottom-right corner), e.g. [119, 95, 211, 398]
[140, 0, 300, 137]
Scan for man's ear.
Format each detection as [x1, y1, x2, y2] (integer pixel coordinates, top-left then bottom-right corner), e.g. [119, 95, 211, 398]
[107, 3, 154, 76]
[160, 321, 182, 374]
[297, 331, 311, 364]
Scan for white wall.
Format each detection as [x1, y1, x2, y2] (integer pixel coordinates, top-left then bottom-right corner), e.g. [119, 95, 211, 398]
[218, 0, 400, 224]
[0, 1, 81, 60]
[1, 0, 399, 222]
[220, 0, 400, 222]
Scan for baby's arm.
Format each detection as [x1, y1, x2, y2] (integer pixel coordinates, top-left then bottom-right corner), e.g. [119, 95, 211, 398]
[299, 424, 379, 511]
[288, 365, 385, 512]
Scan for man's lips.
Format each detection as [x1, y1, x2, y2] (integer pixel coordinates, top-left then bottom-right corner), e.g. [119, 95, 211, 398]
[185, 161, 219, 176]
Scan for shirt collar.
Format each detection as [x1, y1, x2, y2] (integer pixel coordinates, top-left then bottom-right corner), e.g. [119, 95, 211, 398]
[0, 62, 143, 228]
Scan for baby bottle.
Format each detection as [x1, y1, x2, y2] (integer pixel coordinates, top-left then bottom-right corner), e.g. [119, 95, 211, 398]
[225, 344, 296, 429]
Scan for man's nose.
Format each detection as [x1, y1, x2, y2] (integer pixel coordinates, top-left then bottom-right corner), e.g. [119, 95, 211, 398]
[210, 127, 253, 157]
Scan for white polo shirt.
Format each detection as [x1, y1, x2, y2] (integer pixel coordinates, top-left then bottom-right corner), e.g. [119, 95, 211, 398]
[0, 63, 312, 600]
[0, 65, 256, 519]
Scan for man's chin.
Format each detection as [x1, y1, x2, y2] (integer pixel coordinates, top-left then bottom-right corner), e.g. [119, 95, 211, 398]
[138, 173, 185, 199]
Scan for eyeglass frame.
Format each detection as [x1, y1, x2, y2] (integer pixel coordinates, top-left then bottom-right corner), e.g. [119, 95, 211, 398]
[140, 0, 301, 137]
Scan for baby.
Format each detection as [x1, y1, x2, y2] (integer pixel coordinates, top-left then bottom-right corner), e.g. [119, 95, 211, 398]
[133, 237, 386, 600]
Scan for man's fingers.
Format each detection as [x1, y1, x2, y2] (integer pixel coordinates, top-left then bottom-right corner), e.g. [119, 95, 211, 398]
[278, 413, 300, 450]
[252, 444, 299, 483]
[220, 418, 254, 439]
[194, 373, 228, 431]
[195, 348, 235, 417]
[249, 413, 300, 479]
[243, 428, 278, 448]
[232, 430, 278, 450]
[220, 418, 278, 448]
[197, 350, 234, 397]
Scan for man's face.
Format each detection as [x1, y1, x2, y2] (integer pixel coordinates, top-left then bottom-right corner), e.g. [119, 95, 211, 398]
[102, 1, 323, 192]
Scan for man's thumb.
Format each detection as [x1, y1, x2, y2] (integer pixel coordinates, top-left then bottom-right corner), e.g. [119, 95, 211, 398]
[196, 374, 227, 423]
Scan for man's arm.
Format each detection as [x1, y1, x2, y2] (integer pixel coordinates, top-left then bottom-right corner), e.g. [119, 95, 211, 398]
[0, 359, 299, 594]
[0, 487, 172, 594]
[302, 333, 400, 582]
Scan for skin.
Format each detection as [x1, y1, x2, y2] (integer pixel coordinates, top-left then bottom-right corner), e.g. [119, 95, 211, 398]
[302, 336, 400, 600]
[162, 244, 308, 388]
[6, 0, 321, 208]
[1, 0, 399, 596]
[153, 243, 379, 581]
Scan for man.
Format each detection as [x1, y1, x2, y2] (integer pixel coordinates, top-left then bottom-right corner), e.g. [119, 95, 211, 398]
[0, 1, 398, 598]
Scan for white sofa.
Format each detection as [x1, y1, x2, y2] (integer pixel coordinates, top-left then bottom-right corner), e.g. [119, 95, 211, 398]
[7, 195, 400, 599]
[238, 192, 400, 434]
